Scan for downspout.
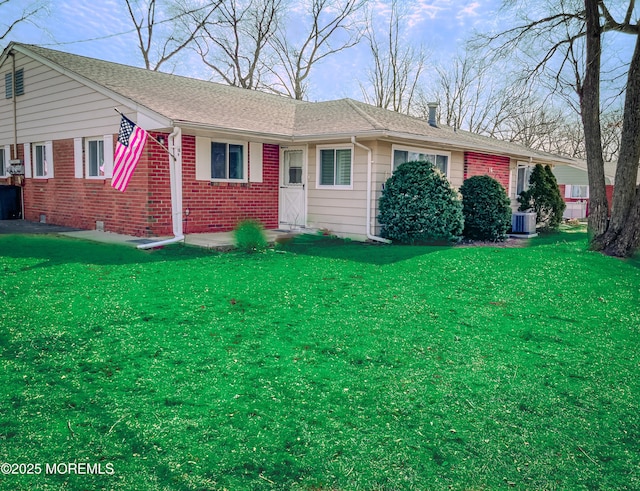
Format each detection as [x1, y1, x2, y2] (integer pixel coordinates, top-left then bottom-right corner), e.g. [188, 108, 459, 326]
[351, 136, 391, 244]
[137, 126, 185, 249]
[10, 52, 25, 220]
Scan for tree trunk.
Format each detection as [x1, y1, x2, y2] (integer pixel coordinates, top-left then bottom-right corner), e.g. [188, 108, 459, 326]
[582, 0, 609, 245]
[594, 8, 640, 257]
[603, 188, 640, 256]
[594, 26, 640, 256]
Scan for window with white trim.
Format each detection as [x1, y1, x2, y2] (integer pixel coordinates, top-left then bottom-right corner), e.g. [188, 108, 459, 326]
[33, 143, 48, 178]
[392, 145, 449, 177]
[86, 138, 105, 178]
[516, 163, 533, 195]
[317, 145, 353, 188]
[212, 142, 244, 180]
[570, 185, 589, 199]
[195, 137, 248, 182]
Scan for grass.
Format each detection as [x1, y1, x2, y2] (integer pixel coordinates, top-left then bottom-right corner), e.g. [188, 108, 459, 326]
[0, 229, 638, 490]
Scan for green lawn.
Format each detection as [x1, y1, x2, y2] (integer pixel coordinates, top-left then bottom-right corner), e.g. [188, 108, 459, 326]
[0, 230, 638, 490]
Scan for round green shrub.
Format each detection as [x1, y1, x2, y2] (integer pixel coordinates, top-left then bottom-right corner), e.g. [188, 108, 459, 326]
[233, 219, 267, 252]
[460, 175, 512, 241]
[378, 161, 463, 244]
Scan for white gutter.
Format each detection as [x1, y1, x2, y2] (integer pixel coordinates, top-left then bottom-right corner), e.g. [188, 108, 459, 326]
[137, 126, 185, 249]
[351, 136, 391, 244]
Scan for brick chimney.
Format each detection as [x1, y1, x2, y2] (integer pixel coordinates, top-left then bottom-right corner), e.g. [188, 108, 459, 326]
[427, 102, 439, 127]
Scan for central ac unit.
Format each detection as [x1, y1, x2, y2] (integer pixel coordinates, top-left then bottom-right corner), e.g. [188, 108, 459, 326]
[512, 212, 536, 234]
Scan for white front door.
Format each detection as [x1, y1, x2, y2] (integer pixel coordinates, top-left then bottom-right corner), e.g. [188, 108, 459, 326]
[279, 146, 306, 229]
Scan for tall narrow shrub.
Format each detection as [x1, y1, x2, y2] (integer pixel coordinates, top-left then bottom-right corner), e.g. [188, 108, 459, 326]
[460, 175, 512, 241]
[518, 164, 566, 230]
[378, 161, 463, 243]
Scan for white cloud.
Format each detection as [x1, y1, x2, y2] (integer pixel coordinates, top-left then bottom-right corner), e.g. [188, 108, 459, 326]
[406, 0, 447, 27]
[400, 0, 489, 28]
[457, 1, 482, 19]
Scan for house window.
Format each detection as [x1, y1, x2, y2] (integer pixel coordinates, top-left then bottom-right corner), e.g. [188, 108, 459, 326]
[211, 142, 245, 180]
[516, 164, 534, 195]
[317, 146, 352, 188]
[86, 138, 105, 177]
[571, 185, 589, 199]
[0, 147, 5, 177]
[34, 143, 48, 178]
[195, 137, 248, 182]
[392, 146, 449, 177]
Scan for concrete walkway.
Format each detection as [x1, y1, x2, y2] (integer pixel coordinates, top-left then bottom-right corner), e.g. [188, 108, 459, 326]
[0, 220, 299, 249]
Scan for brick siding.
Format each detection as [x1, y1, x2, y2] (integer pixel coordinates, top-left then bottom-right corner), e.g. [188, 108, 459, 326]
[181, 137, 279, 234]
[463, 152, 511, 190]
[18, 135, 279, 237]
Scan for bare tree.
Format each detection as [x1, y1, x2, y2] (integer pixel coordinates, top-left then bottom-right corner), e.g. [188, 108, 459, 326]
[359, 0, 426, 114]
[0, 0, 48, 42]
[479, 0, 640, 257]
[269, 0, 367, 100]
[420, 51, 551, 143]
[600, 108, 623, 162]
[194, 0, 283, 90]
[424, 54, 504, 134]
[124, 0, 221, 71]
[500, 103, 565, 150]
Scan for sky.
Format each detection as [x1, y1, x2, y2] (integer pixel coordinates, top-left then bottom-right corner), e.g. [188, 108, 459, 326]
[0, 0, 501, 102]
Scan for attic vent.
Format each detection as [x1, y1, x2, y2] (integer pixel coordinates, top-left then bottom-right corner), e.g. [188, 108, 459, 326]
[5, 68, 24, 99]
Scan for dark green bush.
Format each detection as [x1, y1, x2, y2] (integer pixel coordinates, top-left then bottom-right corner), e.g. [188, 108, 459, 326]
[233, 219, 267, 252]
[378, 161, 463, 244]
[460, 175, 512, 241]
[518, 164, 566, 230]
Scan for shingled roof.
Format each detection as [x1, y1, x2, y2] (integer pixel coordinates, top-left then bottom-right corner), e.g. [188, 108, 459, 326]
[3, 43, 577, 165]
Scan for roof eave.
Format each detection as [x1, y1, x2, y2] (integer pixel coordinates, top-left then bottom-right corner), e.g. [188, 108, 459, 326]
[9, 43, 172, 129]
[292, 130, 387, 142]
[175, 120, 294, 143]
[383, 131, 578, 166]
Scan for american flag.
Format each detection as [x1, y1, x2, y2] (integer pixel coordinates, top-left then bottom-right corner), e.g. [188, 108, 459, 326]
[111, 114, 148, 192]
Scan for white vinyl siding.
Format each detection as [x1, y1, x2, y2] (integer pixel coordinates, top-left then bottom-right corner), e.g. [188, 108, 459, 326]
[307, 142, 366, 237]
[0, 52, 167, 145]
